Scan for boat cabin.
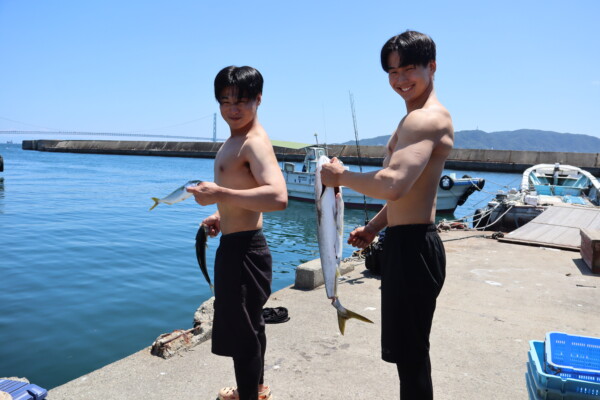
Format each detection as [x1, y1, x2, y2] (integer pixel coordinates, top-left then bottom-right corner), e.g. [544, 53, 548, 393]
[282, 147, 327, 174]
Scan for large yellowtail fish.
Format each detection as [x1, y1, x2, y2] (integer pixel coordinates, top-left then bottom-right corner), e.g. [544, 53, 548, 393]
[315, 155, 373, 335]
[149, 180, 202, 211]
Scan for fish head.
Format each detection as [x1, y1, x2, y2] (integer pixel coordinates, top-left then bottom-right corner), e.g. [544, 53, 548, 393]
[314, 156, 343, 197]
[314, 155, 330, 202]
[185, 180, 202, 188]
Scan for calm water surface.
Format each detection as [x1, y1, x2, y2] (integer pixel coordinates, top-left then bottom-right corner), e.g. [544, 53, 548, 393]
[0, 143, 520, 388]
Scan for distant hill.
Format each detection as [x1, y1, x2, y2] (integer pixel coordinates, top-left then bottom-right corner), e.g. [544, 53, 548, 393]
[340, 129, 600, 153]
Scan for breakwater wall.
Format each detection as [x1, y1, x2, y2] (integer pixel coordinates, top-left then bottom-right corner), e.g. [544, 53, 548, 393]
[21, 140, 600, 174]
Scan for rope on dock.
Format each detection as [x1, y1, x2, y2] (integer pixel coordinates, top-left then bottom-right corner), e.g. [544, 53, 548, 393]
[436, 200, 514, 233]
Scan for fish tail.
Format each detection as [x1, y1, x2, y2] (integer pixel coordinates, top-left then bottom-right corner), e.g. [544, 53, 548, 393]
[149, 198, 161, 211]
[337, 307, 374, 335]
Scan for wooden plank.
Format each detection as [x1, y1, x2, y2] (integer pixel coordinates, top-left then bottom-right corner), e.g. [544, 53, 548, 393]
[534, 226, 578, 247]
[499, 204, 600, 250]
[568, 210, 596, 227]
[590, 212, 600, 227]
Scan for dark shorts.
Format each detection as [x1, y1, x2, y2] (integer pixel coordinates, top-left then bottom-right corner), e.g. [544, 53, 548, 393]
[211, 229, 272, 359]
[380, 224, 446, 363]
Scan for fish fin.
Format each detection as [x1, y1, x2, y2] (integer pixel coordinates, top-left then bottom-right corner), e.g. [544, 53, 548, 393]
[337, 314, 347, 335]
[343, 307, 374, 324]
[337, 307, 374, 335]
[149, 197, 160, 211]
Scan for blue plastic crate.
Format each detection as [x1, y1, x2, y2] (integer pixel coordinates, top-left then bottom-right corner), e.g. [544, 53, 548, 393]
[528, 360, 579, 400]
[0, 379, 47, 400]
[529, 341, 600, 399]
[546, 332, 600, 383]
[526, 366, 543, 399]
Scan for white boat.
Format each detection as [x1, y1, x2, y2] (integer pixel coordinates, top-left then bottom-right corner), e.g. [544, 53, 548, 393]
[474, 163, 600, 231]
[282, 147, 485, 213]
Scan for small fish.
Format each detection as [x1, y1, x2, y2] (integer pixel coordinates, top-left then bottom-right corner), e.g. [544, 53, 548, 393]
[315, 155, 373, 334]
[195, 223, 214, 294]
[149, 180, 202, 211]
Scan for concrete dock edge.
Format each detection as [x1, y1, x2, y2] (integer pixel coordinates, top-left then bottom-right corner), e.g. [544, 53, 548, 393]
[46, 231, 600, 400]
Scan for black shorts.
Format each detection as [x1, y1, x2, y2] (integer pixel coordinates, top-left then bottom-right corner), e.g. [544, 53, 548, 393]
[211, 229, 272, 359]
[380, 224, 446, 363]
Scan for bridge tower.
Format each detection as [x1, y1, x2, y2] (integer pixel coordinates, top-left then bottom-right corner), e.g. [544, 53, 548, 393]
[212, 113, 217, 142]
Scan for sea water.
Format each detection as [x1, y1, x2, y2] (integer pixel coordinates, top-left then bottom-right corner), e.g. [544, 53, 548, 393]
[0, 143, 520, 389]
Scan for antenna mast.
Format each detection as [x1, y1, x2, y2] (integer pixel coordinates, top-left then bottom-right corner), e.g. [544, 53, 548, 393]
[349, 91, 369, 225]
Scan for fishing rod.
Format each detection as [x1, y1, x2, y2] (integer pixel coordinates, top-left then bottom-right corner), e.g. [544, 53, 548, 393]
[349, 91, 369, 226]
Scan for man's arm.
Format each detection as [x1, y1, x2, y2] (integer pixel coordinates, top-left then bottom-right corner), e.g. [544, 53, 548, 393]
[188, 135, 287, 212]
[348, 205, 388, 248]
[322, 111, 440, 201]
[366, 205, 388, 232]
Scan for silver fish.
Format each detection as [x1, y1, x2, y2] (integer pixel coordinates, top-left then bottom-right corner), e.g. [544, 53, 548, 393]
[315, 155, 373, 334]
[149, 180, 202, 211]
[195, 223, 214, 294]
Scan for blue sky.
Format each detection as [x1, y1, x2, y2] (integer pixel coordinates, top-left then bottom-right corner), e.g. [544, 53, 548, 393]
[1, 0, 599, 145]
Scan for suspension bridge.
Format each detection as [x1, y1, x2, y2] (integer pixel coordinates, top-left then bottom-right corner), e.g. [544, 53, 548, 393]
[0, 113, 222, 141]
[0, 130, 220, 141]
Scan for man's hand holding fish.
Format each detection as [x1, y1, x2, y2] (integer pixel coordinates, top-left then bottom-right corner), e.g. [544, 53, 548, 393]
[201, 213, 221, 237]
[186, 181, 221, 206]
[319, 157, 346, 187]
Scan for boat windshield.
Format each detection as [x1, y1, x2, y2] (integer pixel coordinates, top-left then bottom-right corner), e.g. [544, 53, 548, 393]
[303, 147, 328, 173]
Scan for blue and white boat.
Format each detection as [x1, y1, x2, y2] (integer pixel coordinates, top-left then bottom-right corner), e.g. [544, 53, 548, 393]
[282, 147, 485, 214]
[475, 163, 600, 231]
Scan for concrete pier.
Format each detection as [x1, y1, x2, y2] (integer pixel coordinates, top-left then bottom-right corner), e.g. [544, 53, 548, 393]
[22, 139, 600, 174]
[47, 231, 599, 400]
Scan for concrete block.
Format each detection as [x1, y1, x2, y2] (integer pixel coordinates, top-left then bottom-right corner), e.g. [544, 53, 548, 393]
[294, 258, 359, 290]
[294, 259, 323, 290]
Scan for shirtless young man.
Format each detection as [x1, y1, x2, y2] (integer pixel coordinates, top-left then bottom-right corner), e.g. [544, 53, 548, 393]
[320, 31, 453, 399]
[187, 65, 287, 400]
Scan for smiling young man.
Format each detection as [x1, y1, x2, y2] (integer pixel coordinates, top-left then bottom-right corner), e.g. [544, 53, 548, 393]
[320, 31, 453, 399]
[186, 65, 287, 400]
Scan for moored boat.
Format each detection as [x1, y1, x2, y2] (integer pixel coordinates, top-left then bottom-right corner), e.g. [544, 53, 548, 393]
[474, 163, 600, 232]
[282, 147, 485, 213]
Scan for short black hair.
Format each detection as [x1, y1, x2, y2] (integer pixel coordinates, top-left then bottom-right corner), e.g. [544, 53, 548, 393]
[214, 66, 263, 103]
[380, 31, 436, 72]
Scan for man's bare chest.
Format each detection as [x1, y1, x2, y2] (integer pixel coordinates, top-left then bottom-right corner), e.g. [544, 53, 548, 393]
[215, 153, 255, 188]
[383, 135, 399, 168]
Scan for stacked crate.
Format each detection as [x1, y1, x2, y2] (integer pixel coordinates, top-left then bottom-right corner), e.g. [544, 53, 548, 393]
[0, 379, 47, 400]
[527, 332, 600, 399]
